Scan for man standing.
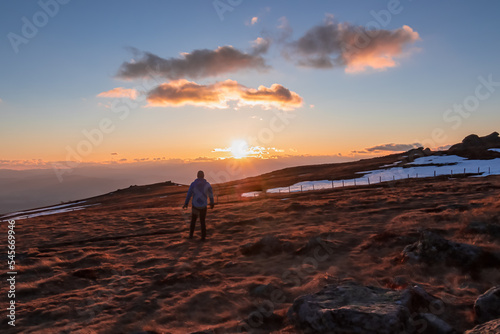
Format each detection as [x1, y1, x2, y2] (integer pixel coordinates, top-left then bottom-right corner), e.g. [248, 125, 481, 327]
[183, 170, 215, 241]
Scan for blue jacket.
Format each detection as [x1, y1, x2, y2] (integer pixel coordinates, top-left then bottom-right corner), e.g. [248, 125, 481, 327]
[184, 178, 214, 208]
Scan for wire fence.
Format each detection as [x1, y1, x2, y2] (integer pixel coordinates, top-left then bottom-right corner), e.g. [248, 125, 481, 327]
[215, 165, 495, 203]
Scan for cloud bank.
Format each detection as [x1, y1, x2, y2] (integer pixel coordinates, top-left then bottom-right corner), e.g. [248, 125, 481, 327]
[366, 143, 422, 152]
[117, 46, 269, 80]
[285, 17, 420, 72]
[146, 79, 303, 110]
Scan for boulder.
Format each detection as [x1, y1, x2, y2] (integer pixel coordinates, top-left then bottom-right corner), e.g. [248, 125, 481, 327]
[416, 313, 457, 334]
[401, 230, 485, 269]
[465, 319, 500, 334]
[287, 281, 455, 333]
[474, 286, 500, 323]
[465, 221, 500, 238]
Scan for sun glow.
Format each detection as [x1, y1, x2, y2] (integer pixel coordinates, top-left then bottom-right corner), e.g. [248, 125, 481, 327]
[230, 140, 249, 159]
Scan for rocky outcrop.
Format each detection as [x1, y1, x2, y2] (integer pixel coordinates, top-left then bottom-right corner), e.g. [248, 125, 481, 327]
[474, 286, 500, 323]
[447, 132, 500, 159]
[406, 147, 433, 162]
[465, 319, 500, 334]
[287, 281, 456, 333]
[401, 230, 493, 270]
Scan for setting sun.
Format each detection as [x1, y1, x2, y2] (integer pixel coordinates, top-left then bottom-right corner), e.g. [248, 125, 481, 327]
[230, 139, 249, 159]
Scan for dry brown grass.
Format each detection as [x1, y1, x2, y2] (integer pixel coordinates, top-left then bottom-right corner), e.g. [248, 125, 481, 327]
[2, 175, 500, 333]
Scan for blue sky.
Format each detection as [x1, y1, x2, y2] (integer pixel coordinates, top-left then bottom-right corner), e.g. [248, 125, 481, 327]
[1, 0, 500, 168]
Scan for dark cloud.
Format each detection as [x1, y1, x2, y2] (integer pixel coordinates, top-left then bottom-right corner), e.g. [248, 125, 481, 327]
[285, 17, 420, 72]
[366, 143, 422, 152]
[117, 46, 269, 80]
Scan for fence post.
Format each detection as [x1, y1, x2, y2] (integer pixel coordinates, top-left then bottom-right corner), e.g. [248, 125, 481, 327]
[478, 167, 480, 174]
[367, 178, 370, 185]
[354, 179, 356, 186]
[342, 180, 345, 187]
[312, 184, 315, 191]
[451, 170, 453, 176]
[300, 185, 303, 192]
[464, 168, 466, 175]
[434, 170, 436, 177]
[393, 175, 395, 181]
[331, 180, 334, 188]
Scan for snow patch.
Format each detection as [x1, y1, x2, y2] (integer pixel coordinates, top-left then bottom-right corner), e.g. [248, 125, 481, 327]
[2, 203, 99, 220]
[241, 155, 500, 197]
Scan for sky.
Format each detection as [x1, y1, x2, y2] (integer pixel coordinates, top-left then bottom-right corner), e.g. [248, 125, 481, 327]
[1, 0, 500, 171]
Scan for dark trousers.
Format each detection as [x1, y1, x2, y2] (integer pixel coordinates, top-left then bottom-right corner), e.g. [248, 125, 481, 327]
[190, 206, 207, 239]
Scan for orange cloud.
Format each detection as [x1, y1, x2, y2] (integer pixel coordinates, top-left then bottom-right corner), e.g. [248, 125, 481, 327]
[97, 87, 138, 99]
[146, 79, 303, 110]
[240, 84, 303, 110]
[251, 16, 258, 25]
[287, 19, 420, 73]
[343, 25, 420, 73]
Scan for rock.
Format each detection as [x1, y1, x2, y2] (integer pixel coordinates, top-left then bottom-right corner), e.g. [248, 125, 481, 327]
[466, 221, 500, 237]
[416, 313, 458, 334]
[238, 311, 285, 333]
[407, 147, 431, 162]
[465, 319, 500, 334]
[423, 148, 433, 156]
[474, 286, 500, 323]
[401, 230, 486, 270]
[295, 235, 337, 256]
[287, 281, 455, 333]
[240, 235, 292, 256]
[249, 283, 278, 299]
[447, 132, 500, 159]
